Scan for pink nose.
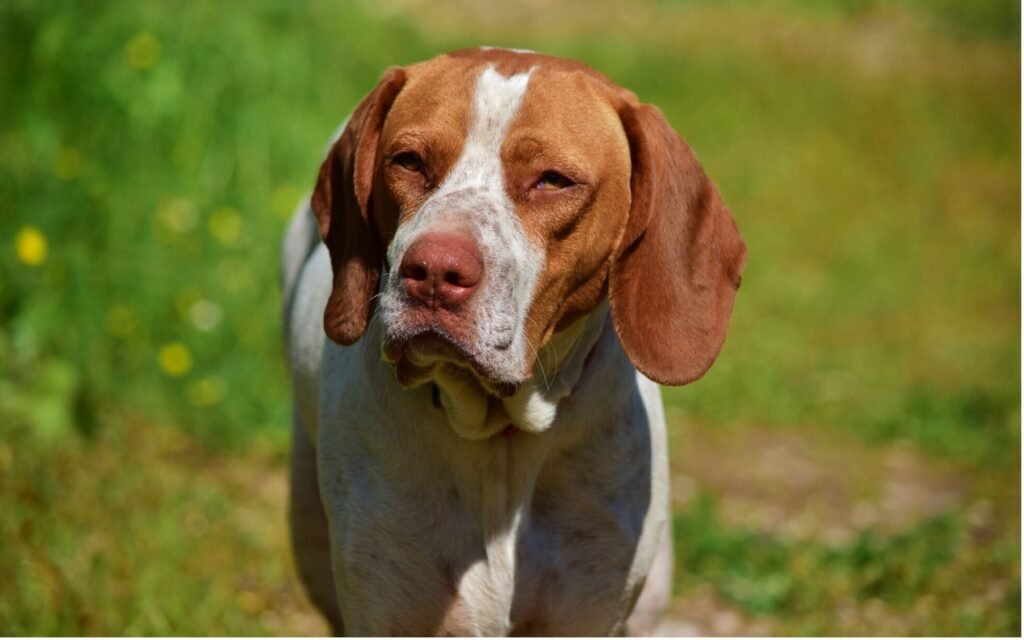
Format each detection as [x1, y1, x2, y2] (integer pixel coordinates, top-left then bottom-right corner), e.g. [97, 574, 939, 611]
[400, 233, 483, 308]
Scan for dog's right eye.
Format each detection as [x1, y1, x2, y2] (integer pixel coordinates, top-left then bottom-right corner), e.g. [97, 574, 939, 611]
[392, 151, 425, 174]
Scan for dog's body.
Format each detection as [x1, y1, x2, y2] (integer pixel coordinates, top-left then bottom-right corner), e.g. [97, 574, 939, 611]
[284, 215, 672, 635]
[283, 48, 745, 636]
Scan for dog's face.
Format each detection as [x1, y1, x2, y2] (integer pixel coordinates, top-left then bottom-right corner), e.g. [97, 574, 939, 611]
[312, 49, 746, 439]
[376, 56, 633, 396]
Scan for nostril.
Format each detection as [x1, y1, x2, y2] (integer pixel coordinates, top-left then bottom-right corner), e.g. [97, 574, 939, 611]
[402, 263, 428, 282]
[444, 269, 469, 287]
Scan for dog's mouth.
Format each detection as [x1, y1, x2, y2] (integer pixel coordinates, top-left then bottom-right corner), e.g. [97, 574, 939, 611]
[381, 329, 522, 398]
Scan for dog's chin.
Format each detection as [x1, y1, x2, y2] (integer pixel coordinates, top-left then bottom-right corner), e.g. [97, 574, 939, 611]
[381, 330, 529, 440]
[382, 330, 522, 397]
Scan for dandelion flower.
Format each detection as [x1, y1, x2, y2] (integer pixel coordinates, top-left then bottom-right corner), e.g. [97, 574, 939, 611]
[15, 226, 47, 266]
[208, 207, 242, 245]
[158, 342, 193, 377]
[125, 32, 161, 70]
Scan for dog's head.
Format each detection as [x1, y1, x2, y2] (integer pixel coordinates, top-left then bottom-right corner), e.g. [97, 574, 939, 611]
[311, 48, 746, 438]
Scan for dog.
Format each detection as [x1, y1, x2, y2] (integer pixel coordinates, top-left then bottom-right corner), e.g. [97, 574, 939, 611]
[282, 47, 746, 636]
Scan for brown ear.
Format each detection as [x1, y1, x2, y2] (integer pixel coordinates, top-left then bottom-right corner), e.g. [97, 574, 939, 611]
[311, 67, 407, 345]
[609, 102, 747, 386]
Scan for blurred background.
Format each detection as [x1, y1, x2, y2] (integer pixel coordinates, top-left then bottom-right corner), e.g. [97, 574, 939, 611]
[0, 0, 1019, 635]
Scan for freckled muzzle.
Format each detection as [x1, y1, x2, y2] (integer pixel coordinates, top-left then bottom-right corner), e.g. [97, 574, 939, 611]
[377, 220, 540, 394]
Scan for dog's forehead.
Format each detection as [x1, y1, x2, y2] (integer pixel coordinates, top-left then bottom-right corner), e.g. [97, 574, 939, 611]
[384, 49, 626, 143]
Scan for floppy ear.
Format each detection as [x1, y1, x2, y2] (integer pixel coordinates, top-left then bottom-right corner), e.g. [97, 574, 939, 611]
[609, 102, 747, 386]
[311, 67, 407, 345]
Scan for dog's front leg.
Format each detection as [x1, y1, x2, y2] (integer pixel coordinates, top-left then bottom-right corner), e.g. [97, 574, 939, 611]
[288, 413, 344, 634]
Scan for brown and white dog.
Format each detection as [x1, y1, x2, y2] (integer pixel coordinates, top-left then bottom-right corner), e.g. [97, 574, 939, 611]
[282, 48, 746, 636]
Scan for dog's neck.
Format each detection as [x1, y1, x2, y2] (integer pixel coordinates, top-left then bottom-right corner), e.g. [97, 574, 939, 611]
[367, 300, 615, 440]
[499, 299, 611, 434]
[438, 301, 612, 439]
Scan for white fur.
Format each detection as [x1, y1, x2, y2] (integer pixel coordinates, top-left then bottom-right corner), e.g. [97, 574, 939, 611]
[281, 200, 329, 441]
[478, 45, 535, 55]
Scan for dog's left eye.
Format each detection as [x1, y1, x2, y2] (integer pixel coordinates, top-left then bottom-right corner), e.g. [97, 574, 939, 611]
[392, 151, 425, 174]
[534, 171, 574, 191]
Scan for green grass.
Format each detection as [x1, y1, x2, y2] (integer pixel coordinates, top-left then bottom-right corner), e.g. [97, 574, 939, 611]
[0, 0, 1019, 635]
[674, 493, 1020, 635]
[0, 420, 314, 635]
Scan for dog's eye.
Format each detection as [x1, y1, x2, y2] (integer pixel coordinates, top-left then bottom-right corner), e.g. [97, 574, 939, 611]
[534, 171, 574, 191]
[392, 151, 425, 174]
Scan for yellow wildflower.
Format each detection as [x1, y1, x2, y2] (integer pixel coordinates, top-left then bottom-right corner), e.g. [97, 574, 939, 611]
[125, 32, 161, 70]
[158, 342, 193, 377]
[208, 206, 242, 245]
[15, 226, 47, 266]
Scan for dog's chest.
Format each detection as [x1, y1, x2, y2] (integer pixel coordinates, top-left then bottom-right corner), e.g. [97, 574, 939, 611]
[317, 378, 653, 635]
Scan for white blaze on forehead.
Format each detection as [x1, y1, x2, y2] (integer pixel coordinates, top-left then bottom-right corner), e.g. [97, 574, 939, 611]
[478, 45, 535, 55]
[442, 65, 532, 188]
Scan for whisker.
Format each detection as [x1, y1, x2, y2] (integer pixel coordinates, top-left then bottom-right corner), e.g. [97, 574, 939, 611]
[542, 342, 557, 391]
[521, 313, 550, 390]
[527, 335, 549, 391]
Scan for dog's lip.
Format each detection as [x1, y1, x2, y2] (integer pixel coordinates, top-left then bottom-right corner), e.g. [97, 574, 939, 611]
[382, 328, 468, 364]
[382, 329, 521, 397]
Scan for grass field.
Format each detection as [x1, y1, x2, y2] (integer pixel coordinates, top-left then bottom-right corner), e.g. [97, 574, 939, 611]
[0, 0, 1019, 635]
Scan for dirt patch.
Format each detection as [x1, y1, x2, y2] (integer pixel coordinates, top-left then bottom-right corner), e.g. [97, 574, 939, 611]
[658, 585, 775, 637]
[660, 420, 1019, 636]
[669, 421, 973, 545]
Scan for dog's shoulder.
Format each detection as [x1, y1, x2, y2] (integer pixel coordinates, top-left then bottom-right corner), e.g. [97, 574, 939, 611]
[283, 204, 332, 441]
